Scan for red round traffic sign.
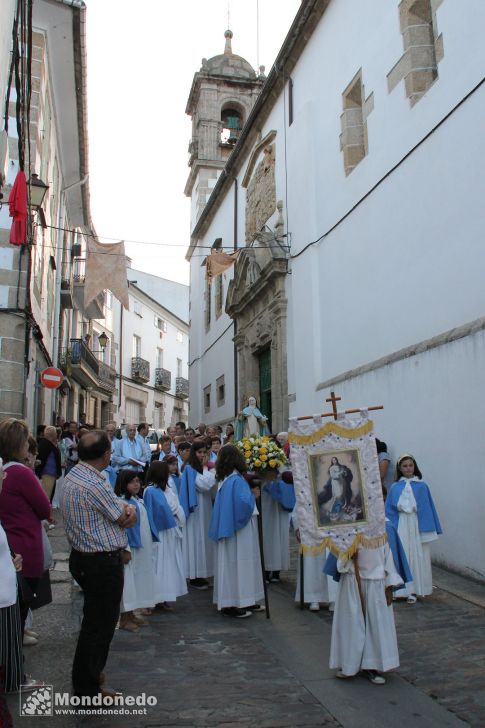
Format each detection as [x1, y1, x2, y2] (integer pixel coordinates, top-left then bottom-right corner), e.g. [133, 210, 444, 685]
[40, 367, 64, 389]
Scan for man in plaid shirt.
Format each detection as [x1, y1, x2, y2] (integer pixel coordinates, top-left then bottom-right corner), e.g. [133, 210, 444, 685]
[61, 430, 136, 702]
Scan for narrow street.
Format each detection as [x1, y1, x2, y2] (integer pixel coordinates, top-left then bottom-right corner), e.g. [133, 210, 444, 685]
[9, 522, 485, 728]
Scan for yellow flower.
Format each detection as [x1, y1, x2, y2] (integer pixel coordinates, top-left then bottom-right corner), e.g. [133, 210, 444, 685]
[259, 447, 268, 454]
[260, 454, 268, 461]
[269, 459, 277, 468]
[243, 442, 251, 451]
[254, 459, 262, 468]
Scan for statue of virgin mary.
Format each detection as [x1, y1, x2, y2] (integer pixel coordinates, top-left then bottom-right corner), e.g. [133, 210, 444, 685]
[235, 396, 270, 440]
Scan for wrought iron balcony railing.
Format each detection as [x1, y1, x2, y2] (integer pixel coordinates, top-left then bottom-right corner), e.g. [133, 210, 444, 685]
[155, 368, 171, 391]
[131, 356, 150, 383]
[175, 376, 189, 399]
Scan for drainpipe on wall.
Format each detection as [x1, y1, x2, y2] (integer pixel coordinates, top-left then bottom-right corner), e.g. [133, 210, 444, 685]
[233, 178, 238, 417]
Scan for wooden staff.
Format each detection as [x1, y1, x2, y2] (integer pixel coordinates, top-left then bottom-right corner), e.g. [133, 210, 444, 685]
[254, 479, 270, 619]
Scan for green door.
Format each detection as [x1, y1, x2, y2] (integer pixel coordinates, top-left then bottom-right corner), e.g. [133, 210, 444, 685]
[258, 348, 272, 433]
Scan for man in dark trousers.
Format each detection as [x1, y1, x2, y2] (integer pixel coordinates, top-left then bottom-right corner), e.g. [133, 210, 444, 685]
[60, 431, 136, 703]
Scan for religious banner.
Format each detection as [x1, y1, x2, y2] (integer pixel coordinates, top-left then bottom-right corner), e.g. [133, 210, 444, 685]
[84, 238, 129, 310]
[288, 411, 386, 561]
[206, 248, 240, 282]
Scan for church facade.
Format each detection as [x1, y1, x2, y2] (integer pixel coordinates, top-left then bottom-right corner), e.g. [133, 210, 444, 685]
[186, 0, 485, 580]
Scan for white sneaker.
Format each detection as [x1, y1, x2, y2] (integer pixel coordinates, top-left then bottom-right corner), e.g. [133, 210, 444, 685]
[309, 602, 320, 611]
[23, 634, 38, 646]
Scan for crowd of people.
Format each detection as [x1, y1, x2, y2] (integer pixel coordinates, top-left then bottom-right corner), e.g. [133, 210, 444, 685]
[0, 414, 442, 719]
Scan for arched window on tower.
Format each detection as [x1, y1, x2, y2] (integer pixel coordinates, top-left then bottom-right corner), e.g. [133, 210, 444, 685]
[220, 108, 243, 145]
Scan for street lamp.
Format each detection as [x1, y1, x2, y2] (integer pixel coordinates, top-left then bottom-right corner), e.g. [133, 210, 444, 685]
[28, 173, 49, 210]
[98, 332, 109, 349]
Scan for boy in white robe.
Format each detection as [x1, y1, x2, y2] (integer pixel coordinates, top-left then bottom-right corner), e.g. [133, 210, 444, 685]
[325, 529, 409, 685]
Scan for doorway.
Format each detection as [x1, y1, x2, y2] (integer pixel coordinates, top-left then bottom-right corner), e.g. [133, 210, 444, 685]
[258, 347, 272, 433]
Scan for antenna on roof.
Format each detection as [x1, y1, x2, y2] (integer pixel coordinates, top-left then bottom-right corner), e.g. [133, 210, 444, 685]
[256, 0, 260, 72]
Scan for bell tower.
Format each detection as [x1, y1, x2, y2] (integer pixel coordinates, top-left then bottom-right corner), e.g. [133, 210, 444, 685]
[184, 30, 265, 229]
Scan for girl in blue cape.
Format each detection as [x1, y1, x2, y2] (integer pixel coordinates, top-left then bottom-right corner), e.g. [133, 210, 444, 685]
[180, 441, 216, 589]
[166, 455, 181, 495]
[385, 454, 442, 604]
[209, 445, 264, 618]
[144, 461, 187, 609]
[115, 470, 157, 631]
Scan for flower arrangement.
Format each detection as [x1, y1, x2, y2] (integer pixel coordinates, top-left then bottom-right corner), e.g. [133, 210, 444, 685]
[236, 435, 287, 473]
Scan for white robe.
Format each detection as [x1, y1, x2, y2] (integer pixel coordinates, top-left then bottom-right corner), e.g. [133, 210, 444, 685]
[295, 548, 337, 605]
[121, 500, 157, 612]
[152, 485, 187, 603]
[329, 544, 402, 675]
[182, 468, 216, 579]
[394, 481, 437, 598]
[261, 488, 290, 572]
[213, 478, 264, 610]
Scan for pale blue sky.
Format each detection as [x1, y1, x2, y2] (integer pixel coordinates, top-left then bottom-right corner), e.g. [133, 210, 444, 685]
[86, 0, 300, 285]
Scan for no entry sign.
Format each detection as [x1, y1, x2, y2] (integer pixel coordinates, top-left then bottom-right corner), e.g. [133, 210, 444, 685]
[40, 367, 63, 389]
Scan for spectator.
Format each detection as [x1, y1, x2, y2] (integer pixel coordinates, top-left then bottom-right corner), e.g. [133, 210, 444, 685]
[0, 457, 24, 701]
[136, 423, 151, 467]
[157, 435, 173, 462]
[36, 425, 46, 439]
[175, 421, 186, 437]
[196, 423, 206, 436]
[35, 426, 62, 502]
[0, 419, 52, 636]
[185, 428, 195, 444]
[112, 424, 147, 473]
[60, 431, 137, 701]
[376, 439, 391, 498]
[63, 421, 79, 474]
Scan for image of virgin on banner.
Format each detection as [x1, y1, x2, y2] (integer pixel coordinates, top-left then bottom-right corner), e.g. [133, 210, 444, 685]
[309, 448, 367, 528]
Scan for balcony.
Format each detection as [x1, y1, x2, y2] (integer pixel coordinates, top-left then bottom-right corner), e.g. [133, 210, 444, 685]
[59, 338, 99, 388]
[131, 356, 150, 383]
[98, 361, 117, 393]
[72, 257, 105, 319]
[60, 277, 74, 309]
[175, 376, 189, 399]
[155, 368, 171, 391]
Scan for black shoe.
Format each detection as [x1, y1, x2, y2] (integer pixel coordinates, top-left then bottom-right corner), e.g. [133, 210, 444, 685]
[246, 604, 265, 612]
[221, 607, 252, 618]
[189, 578, 209, 590]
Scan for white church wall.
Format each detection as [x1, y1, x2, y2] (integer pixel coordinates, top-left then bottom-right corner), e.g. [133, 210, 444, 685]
[295, 330, 485, 581]
[188, 190, 236, 426]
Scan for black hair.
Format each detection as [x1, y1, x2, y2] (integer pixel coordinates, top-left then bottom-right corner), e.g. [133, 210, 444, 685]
[396, 455, 422, 481]
[177, 441, 191, 452]
[115, 469, 141, 498]
[376, 438, 388, 454]
[146, 460, 169, 490]
[211, 436, 221, 445]
[215, 444, 247, 481]
[137, 422, 148, 433]
[175, 421, 186, 430]
[78, 431, 111, 462]
[185, 427, 195, 436]
[187, 441, 206, 474]
[36, 424, 46, 437]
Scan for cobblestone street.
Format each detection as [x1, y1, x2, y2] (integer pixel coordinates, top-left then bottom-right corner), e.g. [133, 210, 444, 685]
[8, 522, 485, 728]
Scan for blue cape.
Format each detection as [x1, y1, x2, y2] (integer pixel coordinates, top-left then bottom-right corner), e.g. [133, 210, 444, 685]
[264, 480, 296, 512]
[179, 464, 199, 518]
[143, 485, 175, 538]
[170, 474, 181, 495]
[385, 480, 442, 535]
[124, 497, 142, 549]
[104, 464, 117, 488]
[323, 520, 413, 588]
[208, 473, 255, 541]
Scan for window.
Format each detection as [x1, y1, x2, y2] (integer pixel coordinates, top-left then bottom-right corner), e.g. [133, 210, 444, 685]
[176, 331, 183, 343]
[387, 0, 442, 106]
[132, 335, 141, 358]
[133, 300, 143, 317]
[154, 316, 167, 332]
[216, 375, 225, 407]
[340, 70, 373, 176]
[156, 348, 164, 369]
[215, 275, 223, 318]
[205, 279, 211, 331]
[220, 107, 242, 145]
[204, 385, 211, 414]
[177, 358, 183, 378]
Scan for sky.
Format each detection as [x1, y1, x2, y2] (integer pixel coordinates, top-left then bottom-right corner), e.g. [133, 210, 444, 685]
[85, 0, 300, 286]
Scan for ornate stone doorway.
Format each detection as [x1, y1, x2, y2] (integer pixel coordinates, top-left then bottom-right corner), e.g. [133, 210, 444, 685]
[258, 347, 272, 432]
